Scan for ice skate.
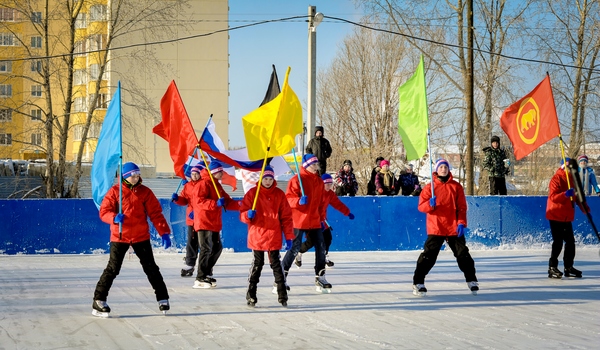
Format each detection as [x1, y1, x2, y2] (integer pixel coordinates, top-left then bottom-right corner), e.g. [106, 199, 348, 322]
[412, 284, 427, 297]
[193, 277, 216, 289]
[467, 281, 479, 295]
[294, 253, 302, 268]
[180, 266, 194, 277]
[207, 276, 217, 285]
[315, 271, 332, 294]
[273, 271, 291, 294]
[92, 300, 110, 318]
[325, 257, 335, 268]
[246, 298, 257, 308]
[247, 284, 257, 308]
[564, 267, 582, 278]
[548, 267, 563, 279]
[158, 299, 170, 315]
[279, 299, 288, 307]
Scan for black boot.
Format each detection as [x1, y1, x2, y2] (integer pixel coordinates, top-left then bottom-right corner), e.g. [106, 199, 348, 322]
[246, 283, 257, 307]
[564, 267, 582, 278]
[548, 267, 563, 279]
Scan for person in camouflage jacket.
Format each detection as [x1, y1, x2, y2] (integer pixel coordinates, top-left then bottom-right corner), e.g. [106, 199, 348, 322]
[482, 135, 510, 195]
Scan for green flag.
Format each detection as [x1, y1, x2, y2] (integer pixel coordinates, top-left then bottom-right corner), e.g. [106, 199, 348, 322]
[398, 56, 428, 161]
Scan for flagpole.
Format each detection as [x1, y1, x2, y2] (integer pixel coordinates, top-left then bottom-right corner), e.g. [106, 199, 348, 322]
[117, 81, 123, 240]
[292, 148, 305, 197]
[421, 56, 434, 200]
[175, 147, 199, 194]
[197, 114, 225, 210]
[546, 72, 573, 193]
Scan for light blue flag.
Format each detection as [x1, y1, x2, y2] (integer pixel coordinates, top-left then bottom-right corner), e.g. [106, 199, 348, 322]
[91, 81, 122, 209]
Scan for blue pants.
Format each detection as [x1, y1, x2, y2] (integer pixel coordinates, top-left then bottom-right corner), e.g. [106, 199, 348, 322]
[282, 228, 326, 276]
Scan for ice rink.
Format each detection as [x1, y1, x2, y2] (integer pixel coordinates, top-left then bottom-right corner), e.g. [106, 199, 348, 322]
[1, 248, 599, 349]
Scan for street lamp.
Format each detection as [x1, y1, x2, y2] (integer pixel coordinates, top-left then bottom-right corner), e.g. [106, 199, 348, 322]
[307, 6, 323, 150]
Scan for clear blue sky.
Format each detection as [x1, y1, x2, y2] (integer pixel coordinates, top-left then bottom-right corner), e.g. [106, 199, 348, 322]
[228, 0, 364, 148]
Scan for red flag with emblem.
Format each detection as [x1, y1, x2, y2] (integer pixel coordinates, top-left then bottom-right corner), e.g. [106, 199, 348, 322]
[500, 75, 560, 160]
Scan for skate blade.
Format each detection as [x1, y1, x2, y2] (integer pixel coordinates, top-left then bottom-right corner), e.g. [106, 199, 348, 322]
[247, 301, 256, 308]
[564, 274, 582, 278]
[471, 291, 478, 296]
[548, 274, 563, 279]
[192, 282, 214, 289]
[92, 310, 109, 318]
[162, 310, 168, 315]
[316, 286, 332, 294]
[412, 290, 426, 297]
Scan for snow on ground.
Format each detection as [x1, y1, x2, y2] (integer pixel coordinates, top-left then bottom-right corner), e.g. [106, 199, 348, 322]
[0, 248, 599, 349]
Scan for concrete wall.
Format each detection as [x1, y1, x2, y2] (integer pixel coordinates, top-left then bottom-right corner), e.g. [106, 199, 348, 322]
[1, 196, 599, 254]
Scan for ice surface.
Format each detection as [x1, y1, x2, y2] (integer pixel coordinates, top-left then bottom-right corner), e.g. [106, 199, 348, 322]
[0, 249, 598, 349]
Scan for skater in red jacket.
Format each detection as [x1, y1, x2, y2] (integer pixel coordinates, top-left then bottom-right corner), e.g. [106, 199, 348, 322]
[295, 173, 354, 268]
[546, 158, 588, 279]
[412, 159, 478, 296]
[240, 166, 294, 307]
[190, 161, 240, 289]
[93, 162, 172, 317]
[172, 165, 203, 277]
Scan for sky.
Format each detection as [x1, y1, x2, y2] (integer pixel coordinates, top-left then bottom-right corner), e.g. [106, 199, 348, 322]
[227, 0, 364, 148]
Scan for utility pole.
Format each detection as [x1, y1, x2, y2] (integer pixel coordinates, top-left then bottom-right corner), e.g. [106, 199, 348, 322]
[307, 6, 323, 148]
[466, 0, 475, 194]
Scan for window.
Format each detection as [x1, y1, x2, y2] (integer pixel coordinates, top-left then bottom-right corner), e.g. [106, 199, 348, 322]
[89, 5, 107, 21]
[0, 84, 11, 96]
[0, 108, 11, 121]
[74, 40, 86, 56]
[73, 97, 86, 112]
[89, 64, 99, 80]
[88, 34, 106, 51]
[31, 133, 42, 145]
[30, 60, 42, 72]
[89, 123, 101, 138]
[0, 8, 15, 21]
[0, 33, 17, 46]
[0, 133, 12, 145]
[89, 93, 108, 109]
[31, 109, 42, 121]
[73, 69, 86, 85]
[31, 85, 42, 97]
[0, 61, 11, 73]
[75, 13, 86, 29]
[31, 36, 42, 48]
[31, 12, 42, 23]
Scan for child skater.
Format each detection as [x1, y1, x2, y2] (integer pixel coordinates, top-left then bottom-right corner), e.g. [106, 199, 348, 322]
[412, 159, 478, 296]
[547, 158, 588, 279]
[191, 161, 240, 289]
[239, 166, 294, 307]
[172, 165, 202, 277]
[295, 173, 354, 268]
[93, 162, 172, 317]
[281, 154, 331, 293]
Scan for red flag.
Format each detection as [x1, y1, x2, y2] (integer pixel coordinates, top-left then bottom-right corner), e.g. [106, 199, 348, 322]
[153, 81, 198, 178]
[500, 76, 560, 160]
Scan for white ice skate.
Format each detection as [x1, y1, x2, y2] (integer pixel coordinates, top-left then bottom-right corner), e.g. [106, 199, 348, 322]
[158, 299, 170, 315]
[92, 300, 110, 318]
[193, 277, 215, 289]
[294, 253, 302, 268]
[412, 284, 427, 297]
[315, 274, 332, 294]
[467, 281, 479, 295]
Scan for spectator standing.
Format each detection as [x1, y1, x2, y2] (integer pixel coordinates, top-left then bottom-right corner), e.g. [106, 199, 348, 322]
[305, 126, 332, 175]
[375, 160, 398, 196]
[367, 156, 384, 195]
[577, 155, 600, 196]
[482, 135, 511, 195]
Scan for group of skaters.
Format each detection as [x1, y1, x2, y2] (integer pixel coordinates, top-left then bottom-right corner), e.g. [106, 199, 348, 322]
[90, 132, 597, 316]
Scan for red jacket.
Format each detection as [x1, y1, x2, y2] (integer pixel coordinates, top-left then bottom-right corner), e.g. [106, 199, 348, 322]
[286, 167, 325, 229]
[546, 167, 585, 222]
[240, 181, 294, 251]
[99, 180, 170, 243]
[191, 169, 240, 232]
[418, 172, 467, 236]
[321, 189, 350, 222]
[173, 179, 201, 226]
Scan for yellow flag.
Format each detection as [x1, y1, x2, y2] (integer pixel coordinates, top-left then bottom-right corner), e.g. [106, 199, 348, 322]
[242, 67, 303, 160]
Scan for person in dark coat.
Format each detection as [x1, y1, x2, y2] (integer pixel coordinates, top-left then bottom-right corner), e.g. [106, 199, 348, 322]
[367, 156, 384, 195]
[334, 159, 358, 196]
[482, 135, 510, 195]
[399, 164, 421, 196]
[305, 126, 332, 175]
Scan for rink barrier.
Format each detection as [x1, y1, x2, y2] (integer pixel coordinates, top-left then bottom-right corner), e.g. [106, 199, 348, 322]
[0, 196, 599, 254]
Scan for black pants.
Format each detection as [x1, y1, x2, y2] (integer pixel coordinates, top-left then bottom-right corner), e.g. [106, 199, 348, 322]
[184, 225, 199, 267]
[282, 228, 326, 275]
[94, 240, 169, 301]
[299, 227, 332, 255]
[196, 230, 222, 279]
[489, 176, 507, 195]
[247, 250, 287, 302]
[549, 220, 576, 269]
[413, 235, 477, 284]
[318, 160, 327, 175]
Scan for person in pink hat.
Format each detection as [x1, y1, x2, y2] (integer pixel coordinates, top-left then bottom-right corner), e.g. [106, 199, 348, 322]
[375, 159, 398, 196]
